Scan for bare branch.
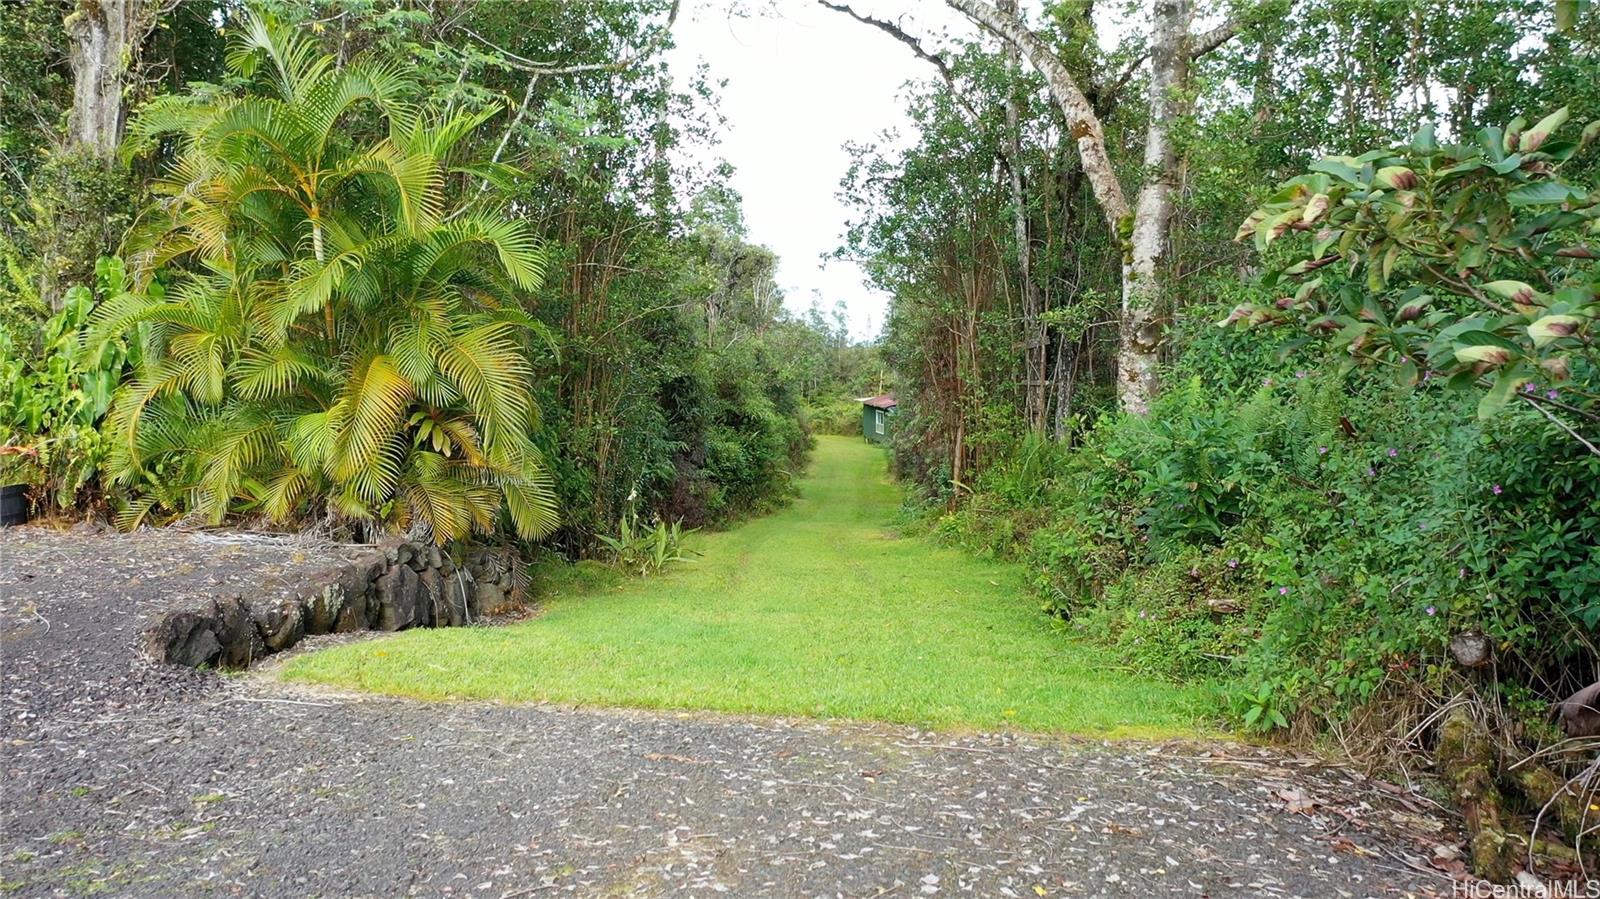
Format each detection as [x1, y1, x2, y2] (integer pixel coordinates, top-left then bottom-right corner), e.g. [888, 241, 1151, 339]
[1094, 15, 1238, 107]
[1096, 51, 1149, 108]
[1190, 18, 1241, 59]
[946, 0, 1131, 225]
[1523, 396, 1600, 457]
[453, 0, 681, 77]
[449, 0, 682, 209]
[816, 1, 979, 121]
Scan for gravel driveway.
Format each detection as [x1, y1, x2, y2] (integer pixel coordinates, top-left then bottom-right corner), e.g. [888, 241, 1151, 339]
[2, 528, 1454, 897]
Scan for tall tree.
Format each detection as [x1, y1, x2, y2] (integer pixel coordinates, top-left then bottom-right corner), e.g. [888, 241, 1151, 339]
[945, 0, 1239, 413]
[64, 0, 150, 159]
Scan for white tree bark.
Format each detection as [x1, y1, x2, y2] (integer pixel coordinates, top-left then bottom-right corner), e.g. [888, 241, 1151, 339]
[945, 0, 1130, 224]
[946, 0, 1218, 414]
[1121, 0, 1193, 414]
[65, 0, 148, 159]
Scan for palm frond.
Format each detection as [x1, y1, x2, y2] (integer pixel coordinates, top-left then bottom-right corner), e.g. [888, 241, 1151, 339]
[231, 345, 327, 399]
[414, 215, 547, 291]
[331, 354, 414, 481]
[437, 322, 532, 444]
[226, 10, 332, 102]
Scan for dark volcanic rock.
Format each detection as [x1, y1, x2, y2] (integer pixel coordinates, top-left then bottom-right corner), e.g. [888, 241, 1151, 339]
[301, 575, 345, 636]
[419, 567, 443, 627]
[373, 563, 421, 631]
[254, 597, 305, 651]
[213, 595, 264, 668]
[146, 610, 221, 667]
[472, 580, 506, 617]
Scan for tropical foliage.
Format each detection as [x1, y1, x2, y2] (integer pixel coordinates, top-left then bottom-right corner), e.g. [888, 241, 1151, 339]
[0, 1, 856, 553]
[84, 13, 557, 542]
[1231, 112, 1599, 424]
[842, 2, 1600, 865]
[0, 258, 137, 509]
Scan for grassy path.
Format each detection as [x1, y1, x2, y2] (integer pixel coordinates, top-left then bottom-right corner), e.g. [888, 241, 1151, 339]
[283, 436, 1208, 736]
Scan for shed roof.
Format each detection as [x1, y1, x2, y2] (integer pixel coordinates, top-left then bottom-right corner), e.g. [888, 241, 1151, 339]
[858, 394, 897, 410]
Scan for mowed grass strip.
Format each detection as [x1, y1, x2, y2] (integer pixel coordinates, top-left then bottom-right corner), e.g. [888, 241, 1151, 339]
[281, 435, 1210, 736]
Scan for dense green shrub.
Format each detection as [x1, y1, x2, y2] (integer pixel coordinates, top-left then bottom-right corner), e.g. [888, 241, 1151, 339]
[91, 14, 559, 542]
[805, 395, 863, 436]
[1231, 113, 1598, 423]
[931, 294, 1599, 740]
[0, 258, 140, 512]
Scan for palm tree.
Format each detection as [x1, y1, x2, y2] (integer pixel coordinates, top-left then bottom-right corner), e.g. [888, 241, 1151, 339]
[88, 11, 558, 543]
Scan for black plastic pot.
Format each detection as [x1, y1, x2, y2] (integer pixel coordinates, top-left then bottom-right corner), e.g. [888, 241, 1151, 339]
[0, 485, 28, 527]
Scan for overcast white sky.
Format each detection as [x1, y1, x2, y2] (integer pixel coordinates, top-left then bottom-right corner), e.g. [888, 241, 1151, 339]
[667, 1, 970, 340]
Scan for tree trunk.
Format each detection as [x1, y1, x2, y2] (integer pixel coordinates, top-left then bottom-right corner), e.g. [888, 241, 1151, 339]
[1119, 0, 1192, 414]
[945, 0, 1130, 225]
[65, 0, 147, 160]
[948, 0, 1162, 413]
[999, 0, 1046, 432]
[1050, 332, 1079, 440]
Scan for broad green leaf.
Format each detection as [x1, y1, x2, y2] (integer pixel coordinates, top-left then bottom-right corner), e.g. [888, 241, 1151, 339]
[1373, 166, 1417, 190]
[1557, 0, 1579, 30]
[1476, 126, 1507, 162]
[1478, 366, 1530, 420]
[1411, 123, 1438, 154]
[1488, 154, 1524, 174]
[1484, 280, 1543, 304]
[1504, 116, 1527, 153]
[1453, 329, 1522, 353]
[1301, 193, 1330, 224]
[1507, 181, 1584, 206]
[1310, 157, 1363, 185]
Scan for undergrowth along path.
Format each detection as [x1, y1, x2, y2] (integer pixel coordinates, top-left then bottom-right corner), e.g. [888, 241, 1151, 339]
[283, 435, 1209, 736]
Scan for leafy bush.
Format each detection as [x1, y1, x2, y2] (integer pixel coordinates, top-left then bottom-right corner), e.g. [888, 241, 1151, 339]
[1231, 111, 1598, 426]
[89, 13, 558, 542]
[0, 258, 140, 511]
[596, 510, 695, 577]
[932, 302, 1599, 745]
[805, 395, 863, 436]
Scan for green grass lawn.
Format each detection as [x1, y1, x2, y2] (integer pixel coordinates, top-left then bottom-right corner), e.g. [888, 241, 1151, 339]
[281, 435, 1212, 737]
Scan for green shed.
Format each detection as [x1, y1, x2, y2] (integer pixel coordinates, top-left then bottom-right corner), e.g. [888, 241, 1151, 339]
[859, 394, 896, 443]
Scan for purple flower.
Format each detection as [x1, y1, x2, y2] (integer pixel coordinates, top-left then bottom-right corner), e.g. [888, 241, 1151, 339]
[1189, 567, 1200, 577]
[1263, 377, 1274, 387]
[1367, 467, 1376, 477]
[1491, 484, 1503, 495]
[1418, 520, 1428, 530]
[1524, 383, 1538, 394]
[1318, 446, 1329, 455]
[1227, 558, 1239, 569]
[1399, 356, 1409, 364]
[1139, 610, 1147, 619]
[1295, 370, 1308, 380]
[1546, 389, 1560, 401]
[1387, 447, 1399, 458]
[1426, 606, 1436, 616]
[1278, 586, 1290, 596]
[1458, 567, 1467, 577]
